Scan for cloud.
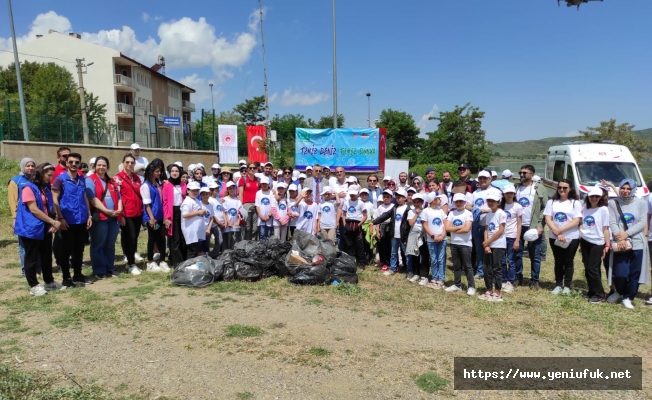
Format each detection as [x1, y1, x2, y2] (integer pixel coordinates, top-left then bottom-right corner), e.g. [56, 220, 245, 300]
[142, 13, 151, 22]
[0, 11, 71, 49]
[280, 89, 330, 106]
[268, 92, 278, 104]
[417, 104, 439, 132]
[179, 74, 224, 105]
[248, 6, 267, 32]
[564, 130, 581, 137]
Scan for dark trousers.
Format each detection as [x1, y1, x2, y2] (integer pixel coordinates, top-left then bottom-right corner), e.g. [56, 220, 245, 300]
[168, 207, 187, 266]
[418, 242, 430, 278]
[612, 249, 643, 301]
[60, 224, 87, 280]
[549, 238, 580, 287]
[580, 238, 606, 298]
[53, 231, 64, 267]
[378, 233, 391, 267]
[484, 248, 505, 291]
[223, 230, 242, 251]
[120, 216, 142, 264]
[343, 220, 365, 265]
[451, 244, 474, 288]
[208, 225, 221, 259]
[288, 226, 296, 241]
[22, 234, 53, 287]
[147, 222, 166, 262]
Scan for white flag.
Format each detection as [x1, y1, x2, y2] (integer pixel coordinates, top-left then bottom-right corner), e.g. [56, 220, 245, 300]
[218, 125, 238, 164]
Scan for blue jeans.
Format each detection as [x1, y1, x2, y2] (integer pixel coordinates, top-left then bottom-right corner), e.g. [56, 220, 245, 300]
[390, 237, 406, 272]
[89, 218, 120, 275]
[472, 223, 485, 277]
[515, 226, 541, 283]
[612, 249, 643, 301]
[259, 224, 272, 242]
[501, 237, 517, 283]
[18, 236, 41, 277]
[427, 240, 447, 281]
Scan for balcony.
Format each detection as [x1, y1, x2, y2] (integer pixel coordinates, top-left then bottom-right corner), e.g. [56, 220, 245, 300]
[113, 74, 137, 92]
[115, 103, 135, 118]
[182, 100, 195, 112]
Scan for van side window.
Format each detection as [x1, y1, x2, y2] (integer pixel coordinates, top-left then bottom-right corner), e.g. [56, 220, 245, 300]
[565, 164, 574, 183]
[553, 160, 565, 182]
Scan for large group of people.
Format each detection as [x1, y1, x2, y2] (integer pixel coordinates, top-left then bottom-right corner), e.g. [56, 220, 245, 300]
[9, 145, 651, 309]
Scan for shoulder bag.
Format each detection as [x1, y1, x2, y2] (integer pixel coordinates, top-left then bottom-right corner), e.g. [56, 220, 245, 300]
[612, 201, 633, 252]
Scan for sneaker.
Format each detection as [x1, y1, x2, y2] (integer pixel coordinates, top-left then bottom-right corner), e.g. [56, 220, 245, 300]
[408, 274, 420, 283]
[645, 297, 652, 306]
[43, 281, 66, 291]
[128, 265, 142, 276]
[73, 275, 94, 285]
[607, 291, 620, 304]
[502, 282, 514, 293]
[589, 296, 605, 304]
[383, 270, 396, 276]
[562, 287, 572, 295]
[153, 253, 161, 261]
[622, 299, 634, 309]
[550, 286, 563, 295]
[467, 287, 476, 296]
[427, 282, 442, 290]
[134, 253, 144, 262]
[406, 272, 414, 281]
[106, 270, 120, 278]
[158, 261, 171, 273]
[529, 281, 540, 291]
[61, 279, 76, 289]
[490, 293, 504, 302]
[29, 284, 47, 296]
[445, 285, 462, 292]
[93, 274, 107, 280]
[418, 277, 429, 286]
[478, 292, 493, 301]
[513, 280, 521, 289]
[123, 256, 128, 263]
[147, 262, 163, 272]
[380, 265, 389, 272]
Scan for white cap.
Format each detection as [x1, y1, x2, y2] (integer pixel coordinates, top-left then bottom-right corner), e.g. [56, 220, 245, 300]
[174, 161, 183, 167]
[478, 170, 491, 179]
[412, 193, 425, 202]
[453, 193, 466, 202]
[277, 170, 283, 176]
[211, 164, 220, 169]
[486, 192, 501, 202]
[299, 173, 307, 179]
[292, 171, 300, 180]
[396, 189, 408, 198]
[407, 186, 417, 193]
[259, 176, 271, 185]
[502, 169, 513, 178]
[226, 181, 236, 188]
[188, 164, 197, 171]
[187, 181, 201, 190]
[523, 228, 539, 242]
[277, 182, 288, 189]
[233, 172, 241, 181]
[254, 173, 264, 180]
[265, 161, 273, 167]
[426, 192, 437, 203]
[320, 186, 331, 195]
[200, 187, 210, 194]
[383, 176, 392, 181]
[383, 189, 394, 196]
[89, 157, 96, 165]
[491, 170, 497, 177]
[532, 175, 542, 183]
[196, 163, 204, 169]
[208, 181, 218, 189]
[130, 143, 140, 150]
[239, 159, 247, 165]
[503, 184, 516, 193]
[306, 165, 313, 170]
[346, 176, 357, 183]
[301, 187, 312, 194]
[347, 187, 359, 195]
[288, 184, 298, 191]
[588, 186, 603, 197]
[359, 188, 370, 195]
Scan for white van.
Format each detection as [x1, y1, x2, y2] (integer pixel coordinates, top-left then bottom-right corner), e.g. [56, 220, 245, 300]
[543, 141, 648, 199]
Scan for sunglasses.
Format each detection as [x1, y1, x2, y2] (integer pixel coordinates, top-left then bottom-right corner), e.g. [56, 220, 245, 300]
[589, 195, 601, 198]
[67, 161, 80, 165]
[413, 182, 420, 186]
[284, 171, 291, 174]
[248, 166, 256, 170]
[519, 171, 529, 175]
[60, 154, 70, 159]
[368, 179, 378, 183]
[314, 170, 322, 173]
[388, 183, 396, 187]
[557, 186, 569, 191]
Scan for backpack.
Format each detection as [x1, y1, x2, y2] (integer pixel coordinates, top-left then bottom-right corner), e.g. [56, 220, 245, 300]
[399, 206, 411, 242]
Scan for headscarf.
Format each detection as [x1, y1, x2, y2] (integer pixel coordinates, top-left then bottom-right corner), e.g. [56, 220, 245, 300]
[619, 178, 637, 205]
[19, 157, 35, 176]
[168, 164, 182, 186]
[413, 176, 426, 193]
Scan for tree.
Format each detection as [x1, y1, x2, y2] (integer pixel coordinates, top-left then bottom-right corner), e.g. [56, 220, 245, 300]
[85, 92, 107, 127]
[233, 95, 266, 125]
[376, 109, 423, 166]
[195, 110, 247, 155]
[308, 114, 345, 129]
[269, 113, 309, 166]
[423, 103, 492, 170]
[579, 119, 648, 163]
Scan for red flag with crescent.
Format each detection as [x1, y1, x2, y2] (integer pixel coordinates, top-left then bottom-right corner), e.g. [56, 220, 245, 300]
[246, 125, 268, 163]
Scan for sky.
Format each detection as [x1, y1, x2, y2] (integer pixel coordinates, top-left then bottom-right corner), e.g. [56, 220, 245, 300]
[1, 0, 651, 143]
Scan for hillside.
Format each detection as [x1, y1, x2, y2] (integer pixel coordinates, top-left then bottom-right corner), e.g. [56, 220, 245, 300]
[490, 128, 652, 159]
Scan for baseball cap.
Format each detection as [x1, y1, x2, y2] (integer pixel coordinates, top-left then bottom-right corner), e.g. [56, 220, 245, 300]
[306, 165, 313, 170]
[277, 182, 288, 189]
[259, 176, 271, 185]
[383, 175, 392, 181]
[323, 166, 330, 170]
[89, 157, 96, 165]
[426, 192, 437, 203]
[299, 173, 307, 179]
[503, 184, 516, 193]
[238, 159, 246, 165]
[407, 187, 417, 193]
[588, 187, 603, 197]
[130, 143, 140, 150]
[491, 170, 497, 177]
[532, 175, 542, 183]
[346, 176, 357, 183]
[288, 184, 298, 191]
[347, 187, 359, 195]
[383, 189, 394, 196]
[396, 189, 407, 198]
[277, 170, 283, 176]
[211, 164, 220, 169]
[502, 169, 513, 179]
[320, 186, 332, 195]
[226, 181, 236, 188]
[188, 164, 196, 171]
[453, 193, 466, 202]
[359, 188, 370, 195]
[208, 182, 218, 189]
[292, 171, 300, 180]
[486, 192, 501, 202]
[412, 193, 425, 202]
[187, 181, 201, 190]
[425, 167, 435, 174]
[301, 187, 312, 194]
[478, 170, 491, 179]
[458, 163, 470, 170]
[200, 187, 210, 194]
[265, 161, 273, 167]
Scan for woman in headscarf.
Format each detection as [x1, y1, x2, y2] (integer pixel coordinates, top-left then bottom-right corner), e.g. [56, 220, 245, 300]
[607, 178, 649, 309]
[9, 157, 37, 276]
[411, 176, 427, 194]
[163, 164, 187, 266]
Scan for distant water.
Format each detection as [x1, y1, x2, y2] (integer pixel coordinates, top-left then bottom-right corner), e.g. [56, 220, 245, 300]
[488, 160, 652, 177]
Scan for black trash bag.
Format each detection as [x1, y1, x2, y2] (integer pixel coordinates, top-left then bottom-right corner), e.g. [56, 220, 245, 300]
[274, 259, 290, 277]
[234, 262, 262, 281]
[233, 241, 249, 251]
[288, 265, 331, 285]
[210, 258, 225, 280]
[317, 235, 338, 261]
[219, 250, 235, 282]
[291, 230, 322, 257]
[285, 250, 312, 276]
[330, 269, 359, 284]
[170, 256, 216, 288]
[330, 251, 357, 273]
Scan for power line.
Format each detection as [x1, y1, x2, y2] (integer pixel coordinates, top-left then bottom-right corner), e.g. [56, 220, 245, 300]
[0, 49, 76, 64]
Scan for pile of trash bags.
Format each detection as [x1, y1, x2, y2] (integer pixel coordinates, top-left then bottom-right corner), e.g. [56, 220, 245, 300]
[171, 231, 358, 288]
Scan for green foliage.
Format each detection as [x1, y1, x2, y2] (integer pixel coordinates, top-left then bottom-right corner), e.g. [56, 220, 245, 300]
[225, 324, 264, 338]
[376, 109, 423, 166]
[233, 95, 266, 125]
[307, 114, 345, 129]
[85, 92, 108, 127]
[424, 103, 492, 169]
[580, 119, 649, 163]
[308, 347, 331, 357]
[413, 372, 450, 393]
[410, 163, 459, 179]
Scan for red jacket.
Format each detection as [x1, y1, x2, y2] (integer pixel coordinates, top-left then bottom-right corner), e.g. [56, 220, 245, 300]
[88, 173, 120, 222]
[113, 171, 143, 218]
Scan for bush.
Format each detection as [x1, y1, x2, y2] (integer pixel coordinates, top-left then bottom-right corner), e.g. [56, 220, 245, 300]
[410, 163, 459, 179]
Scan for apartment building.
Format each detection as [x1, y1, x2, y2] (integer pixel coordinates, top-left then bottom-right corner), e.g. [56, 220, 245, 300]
[0, 30, 196, 148]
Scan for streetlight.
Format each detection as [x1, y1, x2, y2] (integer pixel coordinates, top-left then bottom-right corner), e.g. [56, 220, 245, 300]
[7, 0, 29, 141]
[209, 83, 214, 110]
[366, 92, 371, 128]
[332, 0, 337, 129]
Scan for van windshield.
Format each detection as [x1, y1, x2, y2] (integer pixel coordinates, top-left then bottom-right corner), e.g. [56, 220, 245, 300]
[575, 162, 642, 187]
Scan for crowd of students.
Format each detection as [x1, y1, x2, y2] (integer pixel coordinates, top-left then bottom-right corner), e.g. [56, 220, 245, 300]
[9, 145, 651, 309]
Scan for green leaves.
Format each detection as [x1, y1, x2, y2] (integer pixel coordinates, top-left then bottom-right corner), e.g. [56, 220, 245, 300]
[376, 109, 422, 166]
[579, 119, 648, 164]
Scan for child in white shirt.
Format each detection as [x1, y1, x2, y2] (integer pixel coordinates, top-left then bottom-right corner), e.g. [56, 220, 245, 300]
[480, 192, 507, 302]
[181, 183, 207, 258]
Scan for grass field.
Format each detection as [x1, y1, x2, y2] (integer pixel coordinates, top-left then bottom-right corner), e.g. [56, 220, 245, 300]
[0, 159, 650, 399]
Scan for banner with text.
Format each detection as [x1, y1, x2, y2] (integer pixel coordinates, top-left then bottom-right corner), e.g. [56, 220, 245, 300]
[218, 125, 238, 164]
[295, 128, 380, 171]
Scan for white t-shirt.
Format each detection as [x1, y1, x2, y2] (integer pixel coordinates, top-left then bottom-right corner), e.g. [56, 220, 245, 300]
[223, 196, 243, 233]
[503, 202, 524, 239]
[211, 197, 225, 224]
[486, 209, 507, 249]
[255, 190, 274, 227]
[647, 195, 652, 241]
[394, 204, 408, 239]
[288, 197, 299, 227]
[272, 197, 289, 227]
[181, 196, 206, 244]
[447, 209, 473, 247]
[407, 208, 424, 233]
[135, 155, 149, 175]
[472, 189, 490, 224]
[330, 178, 348, 196]
[516, 184, 537, 227]
[580, 206, 610, 245]
[200, 200, 213, 228]
[318, 200, 338, 229]
[422, 207, 446, 241]
[296, 201, 319, 234]
[543, 199, 583, 240]
[343, 199, 367, 221]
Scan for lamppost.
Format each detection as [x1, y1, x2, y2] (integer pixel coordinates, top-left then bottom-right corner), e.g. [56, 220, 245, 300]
[209, 83, 214, 110]
[366, 92, 371, 128]
[7, 0, 29, 141]
[332, 0, 337, 129]
[209, 83, 215, 151]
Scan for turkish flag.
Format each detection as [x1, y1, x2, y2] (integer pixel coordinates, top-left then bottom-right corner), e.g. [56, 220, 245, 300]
[246, 125, 268, 163]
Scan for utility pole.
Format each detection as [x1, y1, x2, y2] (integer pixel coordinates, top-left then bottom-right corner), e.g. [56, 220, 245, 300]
[332, 0, 338, 129]
[258, 0, 271, 161]
[7, 0, 29, 141]
[366, 93, 371, 128]
[75, 58, 92, 144]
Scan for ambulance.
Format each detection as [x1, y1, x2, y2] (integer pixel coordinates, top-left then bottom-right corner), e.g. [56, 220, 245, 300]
[543, 141, 648, 199]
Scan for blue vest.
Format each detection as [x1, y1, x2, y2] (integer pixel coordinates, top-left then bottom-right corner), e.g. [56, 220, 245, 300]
[142, 181, 163, 222]
[10, 174, 29, 208]
[14, 181, 54, 240]
[57, 172, 89, 225]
